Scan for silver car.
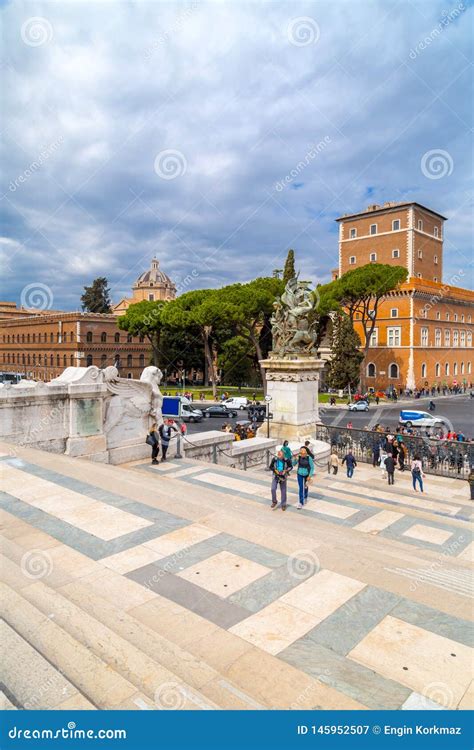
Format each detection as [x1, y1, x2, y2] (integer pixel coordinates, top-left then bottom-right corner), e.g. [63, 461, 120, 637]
[348, 400, 369, 412]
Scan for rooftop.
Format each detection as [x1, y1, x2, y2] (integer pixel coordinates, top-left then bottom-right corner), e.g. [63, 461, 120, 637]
[336, 201, 448, 222]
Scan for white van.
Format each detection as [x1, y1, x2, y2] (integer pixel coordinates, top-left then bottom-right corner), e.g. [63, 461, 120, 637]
[224, 397, 248, 410]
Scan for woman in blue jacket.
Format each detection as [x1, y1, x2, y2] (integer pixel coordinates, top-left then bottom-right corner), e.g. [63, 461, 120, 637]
[293, 446, 315, 508]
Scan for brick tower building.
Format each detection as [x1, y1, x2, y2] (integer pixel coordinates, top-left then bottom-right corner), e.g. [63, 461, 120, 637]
[335, 202, 473, 392]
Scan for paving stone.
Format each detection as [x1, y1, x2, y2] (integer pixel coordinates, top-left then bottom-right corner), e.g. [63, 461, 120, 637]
[304, 585, 400, 655]
[126, 564, 250, 629]
[391, 598, 474, 648]
[279, 639, 411, 710]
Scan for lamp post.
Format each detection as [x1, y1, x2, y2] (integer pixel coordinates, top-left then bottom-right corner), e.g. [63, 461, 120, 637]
[264, 395, 272, 438]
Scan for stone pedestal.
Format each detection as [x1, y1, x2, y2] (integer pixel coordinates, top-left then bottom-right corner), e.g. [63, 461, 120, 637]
[259, 357, 326, 443]
[65, 383, 108, 461]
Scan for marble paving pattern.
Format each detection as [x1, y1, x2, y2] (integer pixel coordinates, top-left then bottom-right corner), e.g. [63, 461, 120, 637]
[1, 450, 472, 711]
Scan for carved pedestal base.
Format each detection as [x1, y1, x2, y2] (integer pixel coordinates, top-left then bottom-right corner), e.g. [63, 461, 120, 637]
[259, 357, 326, 443]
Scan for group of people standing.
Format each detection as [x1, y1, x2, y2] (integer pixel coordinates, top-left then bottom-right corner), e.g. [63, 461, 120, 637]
[270, 436, 427, 511]
[147, 419, 181, 465]
[269, 441, 315, 510]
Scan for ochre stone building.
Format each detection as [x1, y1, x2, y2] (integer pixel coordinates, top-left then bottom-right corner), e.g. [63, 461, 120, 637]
[0, 258, 176, 382]
[335, 202, 473, 391]
[112, 257, 176, 315]
[1, 312, 150, 381]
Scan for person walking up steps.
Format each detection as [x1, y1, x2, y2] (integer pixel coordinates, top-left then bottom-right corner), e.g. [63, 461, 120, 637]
[281, 440, 293, 470]
[269, 450, 289, 511]
[342, 449, 357, 478]
[384, 453, 395, 485]
[411, 455, 425, 492]
[293, 446, 314, 509]
[329, 450, 339, 475]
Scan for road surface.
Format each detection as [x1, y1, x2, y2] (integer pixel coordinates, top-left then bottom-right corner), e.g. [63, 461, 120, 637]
[183, 395, 474, 438]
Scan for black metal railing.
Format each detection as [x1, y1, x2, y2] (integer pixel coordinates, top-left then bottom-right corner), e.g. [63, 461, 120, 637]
[315, 424, 473, 481]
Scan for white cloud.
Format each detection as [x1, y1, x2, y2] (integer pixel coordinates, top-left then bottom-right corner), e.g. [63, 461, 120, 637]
[1, 0, 472, 307]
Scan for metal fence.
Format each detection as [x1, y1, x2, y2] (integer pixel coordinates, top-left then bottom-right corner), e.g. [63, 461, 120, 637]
[315, 424, 473, 481]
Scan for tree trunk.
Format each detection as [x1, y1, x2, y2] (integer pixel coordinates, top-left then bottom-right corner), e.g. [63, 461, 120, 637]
[248, 326, 267, 396]
[202, 328, 217, 397]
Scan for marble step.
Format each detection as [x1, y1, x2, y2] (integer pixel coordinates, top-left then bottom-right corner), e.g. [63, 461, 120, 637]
[0, 581, 140, 709]
[20, 580, 218, 710]
[60, 579, 268, 709]
[0, 619, 93, 710]
[0, 691, 17, 710]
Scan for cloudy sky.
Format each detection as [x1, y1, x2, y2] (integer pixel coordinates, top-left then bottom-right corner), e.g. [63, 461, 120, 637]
[2, 0, 473, 310]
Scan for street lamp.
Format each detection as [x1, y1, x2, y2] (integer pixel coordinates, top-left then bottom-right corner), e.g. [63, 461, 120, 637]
[264, 394, 272, 438]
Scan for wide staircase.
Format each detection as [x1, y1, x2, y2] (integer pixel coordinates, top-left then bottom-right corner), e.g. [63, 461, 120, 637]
[1, 443, 472, 711]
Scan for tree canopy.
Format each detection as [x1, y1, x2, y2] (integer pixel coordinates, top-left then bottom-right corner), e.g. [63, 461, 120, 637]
[326, 314, 364, 393]
[81, 277, 112, 313]
[282, 249, 296, 285]
[315, 263, 408, 385]
[117, 299, 166, 366]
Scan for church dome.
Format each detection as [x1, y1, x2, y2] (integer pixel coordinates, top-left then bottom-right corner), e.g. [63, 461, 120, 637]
[134, 258, 175, 290]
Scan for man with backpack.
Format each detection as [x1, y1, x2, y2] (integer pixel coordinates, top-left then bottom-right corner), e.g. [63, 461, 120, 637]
[269, 450, 290, 511]
[384, 453, 395, 485]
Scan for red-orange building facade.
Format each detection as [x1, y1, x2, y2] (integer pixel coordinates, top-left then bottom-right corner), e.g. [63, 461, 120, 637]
[335, 202, 473, 391]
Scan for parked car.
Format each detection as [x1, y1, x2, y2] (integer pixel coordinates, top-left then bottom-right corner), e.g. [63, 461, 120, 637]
[203, 405, 238, 419]
[348, 400, 369, 412]
[399, 410, 448, 428]
[224, 397, 248, 410]
[180, 403, 203, 423]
